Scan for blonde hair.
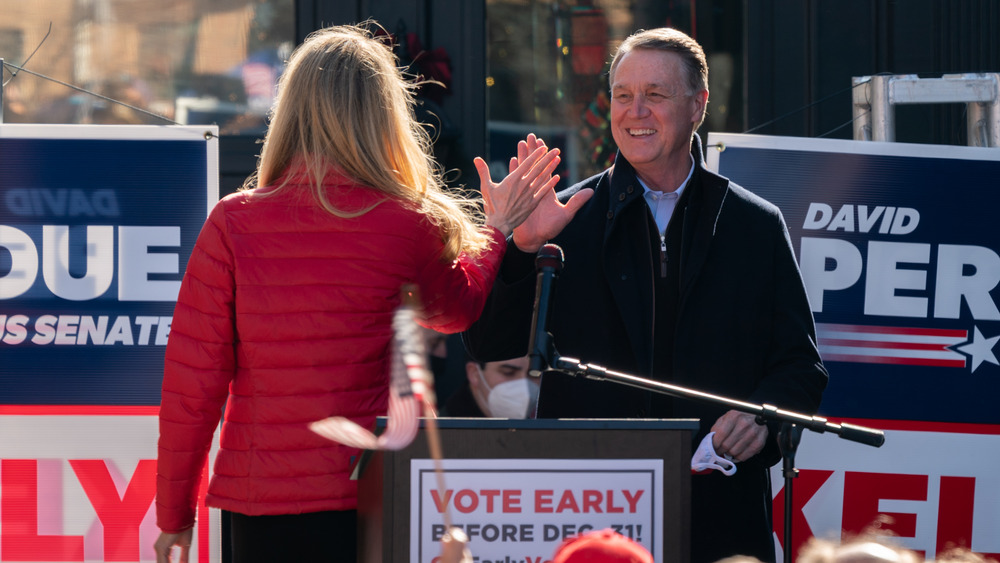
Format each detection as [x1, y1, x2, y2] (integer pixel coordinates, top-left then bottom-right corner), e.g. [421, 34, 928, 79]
[245, 22, 489, 261]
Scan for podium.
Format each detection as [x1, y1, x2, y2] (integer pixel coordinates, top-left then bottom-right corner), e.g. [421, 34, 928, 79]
[355, 417, 697, 563]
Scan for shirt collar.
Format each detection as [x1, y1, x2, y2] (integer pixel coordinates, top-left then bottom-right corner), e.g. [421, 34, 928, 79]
[637, 154, 695, 200]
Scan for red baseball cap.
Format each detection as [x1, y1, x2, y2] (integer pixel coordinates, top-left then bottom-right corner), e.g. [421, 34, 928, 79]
[552, 529, 654, 563]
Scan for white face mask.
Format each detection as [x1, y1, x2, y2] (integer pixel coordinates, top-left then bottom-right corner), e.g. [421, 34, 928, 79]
[690, 431, 737, 476]
[477, 367, 539, 419]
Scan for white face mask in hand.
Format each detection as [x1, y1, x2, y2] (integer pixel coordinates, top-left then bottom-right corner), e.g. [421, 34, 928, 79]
[691, 431, 737, 475]
[477, 367, 538, 419]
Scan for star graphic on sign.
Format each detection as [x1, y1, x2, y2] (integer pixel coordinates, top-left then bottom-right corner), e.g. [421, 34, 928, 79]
[956, 326, 1000, 373]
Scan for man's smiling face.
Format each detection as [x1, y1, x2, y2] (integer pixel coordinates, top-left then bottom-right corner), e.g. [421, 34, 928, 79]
[610, 48, 705, 188]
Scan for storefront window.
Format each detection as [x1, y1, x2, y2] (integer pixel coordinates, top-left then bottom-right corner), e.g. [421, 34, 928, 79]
[485, 0, 743, 187]
[1, 0, 294, 135]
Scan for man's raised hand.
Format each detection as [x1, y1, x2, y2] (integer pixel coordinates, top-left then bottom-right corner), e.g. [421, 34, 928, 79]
[474, 143, 562, 238]
[509, 134, 593, 253]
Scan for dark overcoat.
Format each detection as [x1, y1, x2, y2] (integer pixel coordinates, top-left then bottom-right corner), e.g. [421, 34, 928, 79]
[465, 135, 828, 562]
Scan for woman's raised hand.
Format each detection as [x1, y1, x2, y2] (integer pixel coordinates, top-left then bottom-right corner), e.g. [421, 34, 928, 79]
[508, 134, 593, 253]
[474, 144, 561, 238]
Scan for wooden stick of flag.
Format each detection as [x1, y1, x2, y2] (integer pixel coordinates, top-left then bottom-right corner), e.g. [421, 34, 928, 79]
[309, 284, 456, 532]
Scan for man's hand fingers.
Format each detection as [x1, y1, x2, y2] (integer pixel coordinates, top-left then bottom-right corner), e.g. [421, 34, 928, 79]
[509, 135, 549, 177]
[511, 146, 548, 178]
[536, 150, 562, 182]
[725, 430, 762, 461]
[514, 147, 558, 186]
[563, 188, 594, 214]
[533, 175, 562, 201]
[711, 410, 768, 462]
[517, 140, 529, 164]
[529, 152, 562, 196]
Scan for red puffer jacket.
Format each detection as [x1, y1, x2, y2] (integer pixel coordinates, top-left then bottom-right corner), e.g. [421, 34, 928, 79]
[156, 172, 505, 533]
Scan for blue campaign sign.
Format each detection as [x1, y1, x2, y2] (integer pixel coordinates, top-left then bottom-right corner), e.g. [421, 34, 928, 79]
[0, 124, 218, 406]
[707, 133, 1000, 425]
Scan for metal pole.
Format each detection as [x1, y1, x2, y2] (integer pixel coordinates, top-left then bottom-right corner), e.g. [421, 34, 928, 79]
[852, 76, 872, 141]
[870, 74, 893, 142]
[963, 73, 1000, 148]
[988, 73, 1000, 147]
[969, 102, 988, 147]
[1, 58, 5, 124]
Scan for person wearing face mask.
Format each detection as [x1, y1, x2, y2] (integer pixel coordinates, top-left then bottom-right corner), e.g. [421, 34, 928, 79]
[442, 355, 539, 419]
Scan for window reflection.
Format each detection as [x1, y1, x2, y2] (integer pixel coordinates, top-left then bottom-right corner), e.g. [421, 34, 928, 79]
[1, 0, 294, 135]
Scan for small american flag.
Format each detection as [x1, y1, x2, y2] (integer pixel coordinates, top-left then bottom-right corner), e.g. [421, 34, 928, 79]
[310, 287, 434, 450]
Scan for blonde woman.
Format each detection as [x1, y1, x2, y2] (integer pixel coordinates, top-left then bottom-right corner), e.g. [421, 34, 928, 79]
[154, 23, 559, 562]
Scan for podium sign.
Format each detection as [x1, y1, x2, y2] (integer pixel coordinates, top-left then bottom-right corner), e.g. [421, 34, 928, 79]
[357, 418, 697, 563]
[409, 458, 662, 562]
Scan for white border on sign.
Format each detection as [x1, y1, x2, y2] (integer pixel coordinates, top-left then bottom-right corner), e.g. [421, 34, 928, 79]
[770, 420, 1000, 559]
[409, 458, 664, 563]
[0, 407, 223, 562]
[705, 132, 1000, 175]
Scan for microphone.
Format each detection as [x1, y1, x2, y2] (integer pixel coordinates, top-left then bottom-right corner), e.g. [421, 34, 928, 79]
[528, 244, 564, 377]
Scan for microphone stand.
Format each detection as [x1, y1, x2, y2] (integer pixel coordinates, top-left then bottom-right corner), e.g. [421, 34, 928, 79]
[527, 245, 885, 563]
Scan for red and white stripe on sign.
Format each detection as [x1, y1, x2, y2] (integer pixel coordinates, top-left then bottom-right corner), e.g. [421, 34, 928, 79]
[816, 323, 968, 368]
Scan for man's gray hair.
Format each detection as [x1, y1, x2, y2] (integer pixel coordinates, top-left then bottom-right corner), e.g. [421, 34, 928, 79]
[609, 28, 709, 95]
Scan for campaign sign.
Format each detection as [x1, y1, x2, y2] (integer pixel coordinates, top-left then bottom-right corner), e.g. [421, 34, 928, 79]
[770, 419, 1000, 560]
[410, 459, 663, 563]
[0, 124, 218, 405]
[0, 406, 219, 562]
[0, 125, 219, 562]
[705, 134, 1000, 424]
[706, 133, 1000, 559]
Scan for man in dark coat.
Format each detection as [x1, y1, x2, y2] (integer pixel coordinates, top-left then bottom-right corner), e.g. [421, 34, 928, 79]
[464, 28, 828, 563]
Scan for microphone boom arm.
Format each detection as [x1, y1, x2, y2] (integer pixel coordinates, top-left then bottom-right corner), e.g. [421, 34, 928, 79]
[551, 356, 884, 447]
